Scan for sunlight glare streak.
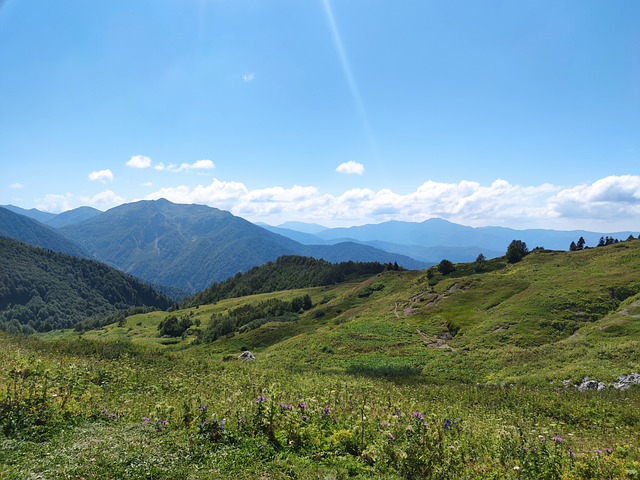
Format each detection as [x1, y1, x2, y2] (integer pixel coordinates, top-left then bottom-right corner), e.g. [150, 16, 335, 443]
[321, 0, 379, 161]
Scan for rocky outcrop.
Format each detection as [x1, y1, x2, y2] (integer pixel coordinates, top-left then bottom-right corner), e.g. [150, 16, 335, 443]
[613, 373, 640, 390]
[563, 373, 640, 391]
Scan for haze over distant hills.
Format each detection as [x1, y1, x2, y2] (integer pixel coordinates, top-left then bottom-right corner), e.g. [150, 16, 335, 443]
[0, 207, 87, 257]
[263, 218, 637, 264]
[2, 199, 637, 294]
[9, 199, 424, 293]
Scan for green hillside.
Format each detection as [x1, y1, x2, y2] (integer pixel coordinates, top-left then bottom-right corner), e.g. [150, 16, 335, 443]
[180, 255, 397, 308]
[0, 236, 173, 333]
[2, 240, 640, 478]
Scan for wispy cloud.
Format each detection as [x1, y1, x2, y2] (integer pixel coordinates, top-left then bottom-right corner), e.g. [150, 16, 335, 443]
[126, 155, 152, 169]
[9, 182, 24, 189]
[166, 159, 215, 172]
[336, 161, 365, 175]
[88, 169, 114, 183]
[242, 73, 255, 82]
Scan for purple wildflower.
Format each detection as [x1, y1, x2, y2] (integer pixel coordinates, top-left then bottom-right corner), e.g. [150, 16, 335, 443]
[199, 404, 208, 412]
[278, 403, 293, 411]
[256, 395, 268, 404]
[379, 421, 391, 428]
[159, 419, 168, 426]
[568, 448, 576, 458]
[595, 449, 602, 455]
[322, 406, 331, 416]
[388, 432, 395, 441]
[412, 411, 424, 421]
[143, 417, 150, 423]
[551, 436, 564, 443]
[604, 448, 612, 454]
[108, 413, 116, 418]
[298, 402, 307, 411]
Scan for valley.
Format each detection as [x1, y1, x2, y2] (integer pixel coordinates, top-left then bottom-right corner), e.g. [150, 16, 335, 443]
[1, 227, 639, 478]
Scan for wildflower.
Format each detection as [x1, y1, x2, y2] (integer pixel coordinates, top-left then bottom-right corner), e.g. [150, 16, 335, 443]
[604, 447, 612, 454]
[159, 419, 168, 426]
[322, 406, 331, 416]
[101, 408, 108, 414]
[278, 403, 293, 411]
[551, 436, 564, 443]
[539, 436, 546, 443]
[199, 404, 208, 412]
[388, 432, 395, 441]
[256, 395, 268, 404]
[514, 466, 520, 471]
[298, 402, 307, 411]
[594, 449, 602, 455]
[143, 417, 150, 423]
[108, 413, 116, 418]
[379, 421, 391, 428]
[412, 411, 424, 421]
[444, 418, 452, 431]
[301, 415, 309, 422]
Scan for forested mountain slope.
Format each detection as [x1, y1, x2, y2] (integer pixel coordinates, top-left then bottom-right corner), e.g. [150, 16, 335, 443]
[0, 236, 172, 333]
[59, 199, 425, 292]
[0, 207, 86, 257]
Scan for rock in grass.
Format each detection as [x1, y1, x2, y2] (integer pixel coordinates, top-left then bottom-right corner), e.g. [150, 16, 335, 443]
[238, 351, 256, 361]
[576, 377, 606, 391]
[614, 373, 640, 390]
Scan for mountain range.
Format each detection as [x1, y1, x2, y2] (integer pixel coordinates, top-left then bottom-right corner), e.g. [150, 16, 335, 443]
[264, 218, 637, 263]
[1, 200, 425, 293]
[2, 199, 636, 294]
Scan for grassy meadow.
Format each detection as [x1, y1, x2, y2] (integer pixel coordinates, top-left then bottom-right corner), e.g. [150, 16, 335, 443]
[2, 242, 640, 478]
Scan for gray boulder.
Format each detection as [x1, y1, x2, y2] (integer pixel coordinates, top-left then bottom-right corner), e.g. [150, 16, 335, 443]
[238, 350, 256, 361]
[576, 377, 606, 391]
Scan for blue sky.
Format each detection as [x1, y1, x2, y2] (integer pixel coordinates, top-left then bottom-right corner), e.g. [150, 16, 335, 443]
[1, 0, 639, 231]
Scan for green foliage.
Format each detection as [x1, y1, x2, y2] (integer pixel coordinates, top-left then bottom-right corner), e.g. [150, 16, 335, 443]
[199, 294, 314, 342]
[158, 315, 193, 337]
[0, 237, 172, 332]
[437, 259, 455, 275]
[1, 330, 639, 478]
[506, 239, 529, 263]
[182, 256, 390, 308]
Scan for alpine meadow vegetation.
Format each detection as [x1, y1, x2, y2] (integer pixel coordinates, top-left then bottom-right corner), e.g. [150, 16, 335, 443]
[2, 239, 640, 478]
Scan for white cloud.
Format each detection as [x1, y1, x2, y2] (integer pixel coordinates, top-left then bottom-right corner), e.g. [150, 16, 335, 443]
[242, 73, 255, 82]
[88, 169, 114, 183]
[40, 174, 640, 231]
[9, 182, 24, 189]
[79, 190, 125, 209]
[167, 159, 215, 172]
[141, 181, 153, 187]
[126, 155, 152, 169]
[35, 193, 74, 213]
[336, 161, 365, 175]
